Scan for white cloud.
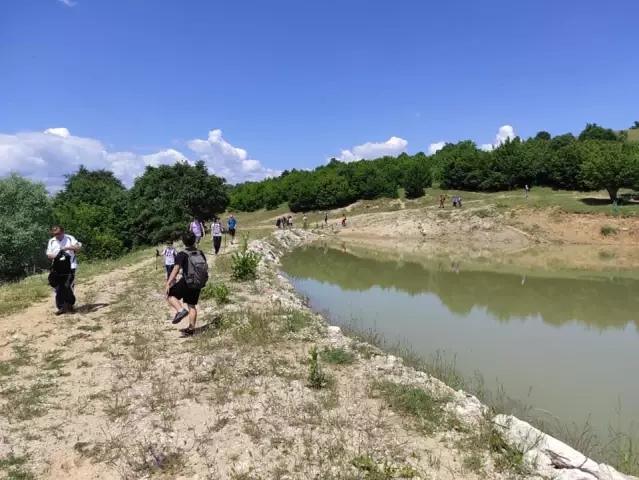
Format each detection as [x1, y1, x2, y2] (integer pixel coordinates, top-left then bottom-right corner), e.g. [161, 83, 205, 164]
[58, 0, 77, 6]
[0, 127, 278, 191]
[428, 142, 446, 155]
[186, 129, 280, 183]
[480, 125, 516, 151]
[334, 136, 408, 163]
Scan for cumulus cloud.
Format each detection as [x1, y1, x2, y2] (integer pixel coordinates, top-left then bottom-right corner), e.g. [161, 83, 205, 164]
[58, 0, 77, 6]
[186, 129, 280, 183]
[428, 142, 446, 155]
[335, 136, 408, 163]
[0, 127, 278, 191]
[480, 125, 516, 151]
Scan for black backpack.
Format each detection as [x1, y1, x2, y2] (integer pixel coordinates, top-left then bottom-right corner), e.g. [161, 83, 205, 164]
[48, 251, 72, 287]
[184, 249, 209, 289]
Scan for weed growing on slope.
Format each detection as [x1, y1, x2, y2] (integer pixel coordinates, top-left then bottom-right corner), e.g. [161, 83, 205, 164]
[231, 234, 262, 281]
[307, 346, 328, 389]
[321, 347, 355, 365]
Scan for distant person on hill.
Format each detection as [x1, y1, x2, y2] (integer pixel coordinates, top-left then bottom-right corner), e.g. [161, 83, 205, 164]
[276, 218, 282, 229]
[341, 215, 347, 227]
[211, 217, 223, 254]
[227, 215, 237, 244]
[458, 196, 463, 208]
[303, 215, 308, 229]
[189, 218, 204, 247]
[324, 212, 328, 225]
[525, 184, 530, 199]
[439, 195, 446, 208]
[287, 215, 293, 228]
[165, 231, 209, 336]
[46, 225, 82, 315]
[160, 240, 177, 279]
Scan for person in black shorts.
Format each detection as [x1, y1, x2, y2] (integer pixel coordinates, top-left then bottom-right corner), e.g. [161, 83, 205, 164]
[165, 231, 206, 335]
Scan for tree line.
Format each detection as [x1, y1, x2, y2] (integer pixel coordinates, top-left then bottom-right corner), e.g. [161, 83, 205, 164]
[2, 121, 638, 281]
[0, 162, 230, 281]
[230, 122, 639, 213]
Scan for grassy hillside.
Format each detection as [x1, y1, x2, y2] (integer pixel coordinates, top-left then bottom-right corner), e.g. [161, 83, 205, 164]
[627, 128, 639, 142]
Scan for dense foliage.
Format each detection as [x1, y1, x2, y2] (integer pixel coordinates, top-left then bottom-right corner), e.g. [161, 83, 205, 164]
[127, 161, 229, 246]
[230, 123, 639, 211]
[0, 175, 54, 280]
[0, 162, 230, 280]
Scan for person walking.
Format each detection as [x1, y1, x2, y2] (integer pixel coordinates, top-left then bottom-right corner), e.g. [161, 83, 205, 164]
[324, 212, 328, 226]
[287, 215, 293, 228]
[160, 240, 177, 279]
[46, 225, 82, 315]
[211, 217, 223, 254]
[227, 215, 237, 244]
[189, 218, 204, 247]
[165, 231, 209, 336]
[525, 184, 530, 199]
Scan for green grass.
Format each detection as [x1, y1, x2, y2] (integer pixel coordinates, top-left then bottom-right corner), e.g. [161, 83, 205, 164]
[373, 380, 448, 434]
[0, 246, 158, 318]
[601, 225, 619, 236]
[321, 347, 356, 365]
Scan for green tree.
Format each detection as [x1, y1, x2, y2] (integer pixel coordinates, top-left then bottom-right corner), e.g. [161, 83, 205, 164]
[0, 175, 53, 280]
[53, 167, 129, 260]
[127, 161, 229, 245]
[534, 131, 552, 141]
[629, 121, 639, 130]
[403, 161, 432, 199]
[579, 140, 639, 202]
[578, 123, 619, 142]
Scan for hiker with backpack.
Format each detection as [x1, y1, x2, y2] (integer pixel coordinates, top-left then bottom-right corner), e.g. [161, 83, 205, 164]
[165, 231, 209, 336]
[46, 225, 82, 315]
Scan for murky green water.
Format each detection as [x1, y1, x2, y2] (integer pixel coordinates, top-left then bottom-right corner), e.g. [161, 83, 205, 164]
[282, 243, 639, 436]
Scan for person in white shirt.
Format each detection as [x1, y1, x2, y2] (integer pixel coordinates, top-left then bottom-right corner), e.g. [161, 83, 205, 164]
[211, 217, 223, 255]
[46, 225, 82, 315]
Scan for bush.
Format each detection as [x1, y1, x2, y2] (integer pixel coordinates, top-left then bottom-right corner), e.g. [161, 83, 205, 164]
[231, 234, 262, 281]
[200, 281, 230, 304]
[600, 225, 619, 236]
[213, 282, 230, 304]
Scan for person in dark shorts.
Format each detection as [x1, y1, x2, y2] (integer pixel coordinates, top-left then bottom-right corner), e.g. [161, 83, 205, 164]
[227, 215, 237, 244]
[211, 217, 223, 254]
[165, 231, 208, 335]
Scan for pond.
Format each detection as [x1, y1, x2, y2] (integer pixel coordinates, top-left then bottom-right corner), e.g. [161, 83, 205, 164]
[282, 242, 639, 438]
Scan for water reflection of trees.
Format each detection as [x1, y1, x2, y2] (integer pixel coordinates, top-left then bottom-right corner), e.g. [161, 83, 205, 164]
[282, 246, 639, 330]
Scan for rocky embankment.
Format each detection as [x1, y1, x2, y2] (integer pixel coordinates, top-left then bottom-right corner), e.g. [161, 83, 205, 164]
[250, 228, 635, 480]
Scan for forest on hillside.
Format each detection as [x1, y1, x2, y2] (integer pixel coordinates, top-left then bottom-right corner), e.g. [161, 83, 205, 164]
[230, 122, 639, 212]
[1, 122, 639, 281]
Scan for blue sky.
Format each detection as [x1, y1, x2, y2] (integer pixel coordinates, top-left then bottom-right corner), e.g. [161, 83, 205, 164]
[1, 0, 638, 188]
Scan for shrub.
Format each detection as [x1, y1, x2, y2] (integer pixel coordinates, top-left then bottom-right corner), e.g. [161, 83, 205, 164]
[307, 346, 328, 389]
[600, 225, 618, 236]
[199, 282, 229, 304]
[212, 282, 230, 304]
[231, 234, 262, 281]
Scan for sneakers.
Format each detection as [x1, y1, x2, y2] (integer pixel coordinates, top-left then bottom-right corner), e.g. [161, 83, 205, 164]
[171, 309, 189, 324]
[55, 308, 66, 316]
[180, 327, 195, 337]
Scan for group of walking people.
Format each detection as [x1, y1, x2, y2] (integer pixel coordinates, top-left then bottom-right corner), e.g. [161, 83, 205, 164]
[46, 214, 239, 336]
